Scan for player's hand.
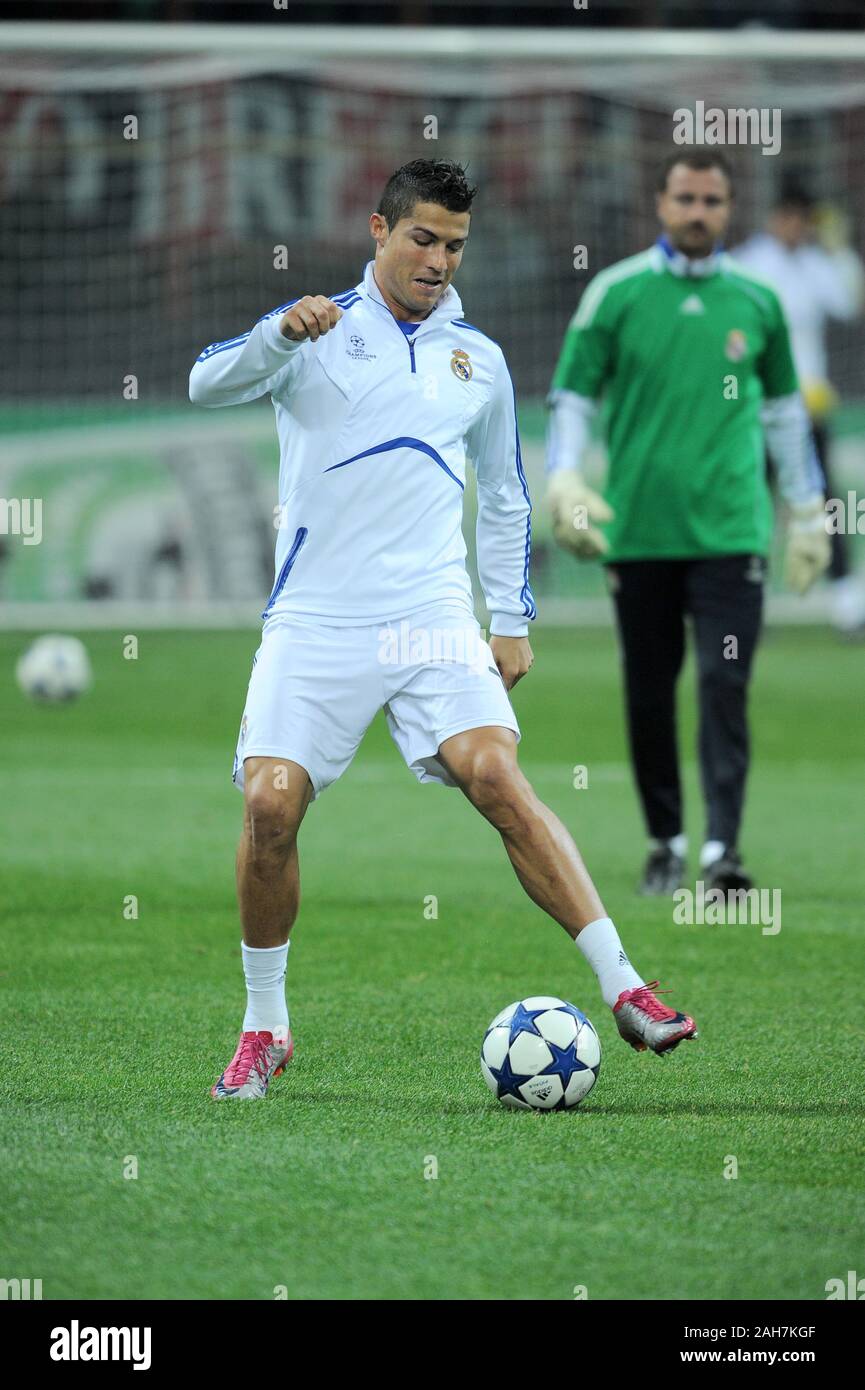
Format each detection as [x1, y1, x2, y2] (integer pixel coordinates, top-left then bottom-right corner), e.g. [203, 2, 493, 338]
[813, 204, 851, 254]
[547, 468, 614, 559]
[490, 636, 533, 690]
[785, 499, 831, 595]
[279, 296, 343, 343]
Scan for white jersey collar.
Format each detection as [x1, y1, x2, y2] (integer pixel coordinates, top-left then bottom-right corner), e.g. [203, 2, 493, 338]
[655, 235, 723, 279]
[359, 259, 465, 328]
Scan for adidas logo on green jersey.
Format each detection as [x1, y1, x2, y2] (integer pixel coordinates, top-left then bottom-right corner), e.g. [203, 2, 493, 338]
[679, 294, 705, 315]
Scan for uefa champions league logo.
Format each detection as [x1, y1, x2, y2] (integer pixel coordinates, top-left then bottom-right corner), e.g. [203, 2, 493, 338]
[346, 334, 375, 362]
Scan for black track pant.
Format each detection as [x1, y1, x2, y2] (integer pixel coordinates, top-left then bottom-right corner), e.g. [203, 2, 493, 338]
[607, 554, 765, 848]
[813, 422, 849, 582]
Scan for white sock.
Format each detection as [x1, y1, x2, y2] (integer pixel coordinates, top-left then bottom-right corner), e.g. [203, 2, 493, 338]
[575, 917, 644, 1008]
[241, 940, 289, 1034]
[652, 833, 687, 857]
[700, 839, 725, 869]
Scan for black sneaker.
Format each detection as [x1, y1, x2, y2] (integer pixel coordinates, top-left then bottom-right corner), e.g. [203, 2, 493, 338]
[639, 846, 685, 896]
[705, 848, 753, 892]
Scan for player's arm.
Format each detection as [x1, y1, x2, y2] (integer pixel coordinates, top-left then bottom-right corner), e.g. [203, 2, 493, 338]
[467, 350, 536, 688]
[545, 281, 615, 559]
[758, 296, 830, 595]
[188, 296, 342, 408]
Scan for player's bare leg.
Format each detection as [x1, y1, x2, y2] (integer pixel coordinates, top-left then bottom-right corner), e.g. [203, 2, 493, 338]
[236, 756, 315, 948]
[212, 756, 314, 1098]
[437, 726, 697, 1054]
[438, 726, 604, 934]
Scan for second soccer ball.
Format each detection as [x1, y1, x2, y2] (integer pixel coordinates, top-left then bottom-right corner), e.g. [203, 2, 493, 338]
[16, 634, 92, 703]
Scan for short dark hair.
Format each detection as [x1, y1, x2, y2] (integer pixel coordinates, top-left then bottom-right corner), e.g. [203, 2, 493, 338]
[774, 182, 816, 214]
[657, 151, 734, 195]
[377, 159, 477, 229]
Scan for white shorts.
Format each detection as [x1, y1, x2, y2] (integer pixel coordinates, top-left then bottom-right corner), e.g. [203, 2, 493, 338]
[232, 605, 520, 799]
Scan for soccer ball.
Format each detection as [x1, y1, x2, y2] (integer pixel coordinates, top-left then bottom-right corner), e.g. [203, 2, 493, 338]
[15, 634, 92, 703]
[481, 996, 601, 1110]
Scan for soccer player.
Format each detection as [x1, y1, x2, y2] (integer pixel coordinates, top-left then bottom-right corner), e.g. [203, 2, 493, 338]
[546, 152, 829, 896]
[733, 185, 865, 635]
[189, 159, 697, 1098]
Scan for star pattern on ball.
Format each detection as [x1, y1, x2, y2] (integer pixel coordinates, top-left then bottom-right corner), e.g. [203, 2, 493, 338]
[538, 1037, 589, 1087]
[489, 1049, 533, 1103]
[507, 1002, 549, 1039]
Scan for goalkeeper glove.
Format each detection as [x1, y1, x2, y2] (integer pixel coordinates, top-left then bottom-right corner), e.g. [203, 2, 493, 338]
[547, 468, 614, 559]
[801, 377, 839, 422]
[785, 498, 831, 595]
[813, 204, 851, 254]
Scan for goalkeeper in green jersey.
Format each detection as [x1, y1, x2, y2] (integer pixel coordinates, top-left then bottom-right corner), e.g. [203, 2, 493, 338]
[546, 151, 829, 895]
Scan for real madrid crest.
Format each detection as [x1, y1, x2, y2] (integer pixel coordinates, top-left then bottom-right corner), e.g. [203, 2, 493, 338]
[450, 348, 472, 381]
[725, 329, 747, 362]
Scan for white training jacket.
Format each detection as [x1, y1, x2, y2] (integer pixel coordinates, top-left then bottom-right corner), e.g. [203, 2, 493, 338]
[733, 232, 864, 384]
[189, 260, 535, 636]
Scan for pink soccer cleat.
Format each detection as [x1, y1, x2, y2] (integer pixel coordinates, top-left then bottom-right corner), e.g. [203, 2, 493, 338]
[613, 981, 698, 1055]
[211, 1027, 293, 1099]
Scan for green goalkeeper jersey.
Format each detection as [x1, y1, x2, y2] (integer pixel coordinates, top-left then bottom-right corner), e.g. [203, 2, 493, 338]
[550, 241, 800, 561]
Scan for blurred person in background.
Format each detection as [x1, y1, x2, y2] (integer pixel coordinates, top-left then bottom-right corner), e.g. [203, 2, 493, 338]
[734, 184, 865, 636]
[545, 153, 829, 897]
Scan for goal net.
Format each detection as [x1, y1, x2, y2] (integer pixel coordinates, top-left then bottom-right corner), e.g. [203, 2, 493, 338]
[2, 24, 864, 624]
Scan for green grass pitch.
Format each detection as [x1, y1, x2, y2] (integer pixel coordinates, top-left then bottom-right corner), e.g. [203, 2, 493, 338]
[1, 624, 863, 1301]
